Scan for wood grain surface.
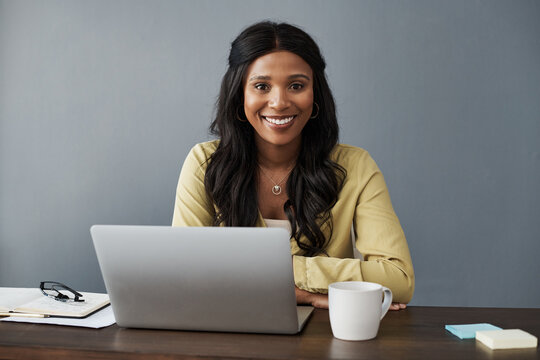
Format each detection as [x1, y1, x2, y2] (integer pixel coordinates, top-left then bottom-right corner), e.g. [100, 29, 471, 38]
[1, 306, 539, 359]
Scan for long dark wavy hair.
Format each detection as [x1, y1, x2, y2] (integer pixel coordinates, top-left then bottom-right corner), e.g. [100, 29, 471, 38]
[205, 21, 346, 256]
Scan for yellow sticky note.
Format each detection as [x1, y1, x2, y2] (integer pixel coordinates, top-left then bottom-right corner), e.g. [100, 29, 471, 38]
[476, 329, 538, 350]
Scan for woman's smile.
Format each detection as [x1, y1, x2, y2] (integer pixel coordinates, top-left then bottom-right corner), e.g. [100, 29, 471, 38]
[260, 114, 297, 127]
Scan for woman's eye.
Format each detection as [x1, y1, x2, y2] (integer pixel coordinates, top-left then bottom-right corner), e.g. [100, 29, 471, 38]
[254, 83, 269, 91]
[290, 83, 304, 90]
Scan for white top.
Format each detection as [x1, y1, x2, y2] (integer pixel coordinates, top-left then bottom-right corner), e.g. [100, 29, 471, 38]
[264, 219, 292, 233]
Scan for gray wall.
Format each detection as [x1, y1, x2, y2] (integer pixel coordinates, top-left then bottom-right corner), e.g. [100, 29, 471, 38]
[1, 0, 539, 307]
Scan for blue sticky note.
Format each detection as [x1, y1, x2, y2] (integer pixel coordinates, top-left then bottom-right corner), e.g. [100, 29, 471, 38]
[445, 323, 502, 339]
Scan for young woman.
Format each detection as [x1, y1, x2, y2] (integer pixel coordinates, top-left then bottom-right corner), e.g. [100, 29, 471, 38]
[172, 21, 414, 310]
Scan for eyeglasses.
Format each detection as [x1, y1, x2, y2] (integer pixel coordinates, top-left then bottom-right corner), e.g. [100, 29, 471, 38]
[40, 281, 85, 302]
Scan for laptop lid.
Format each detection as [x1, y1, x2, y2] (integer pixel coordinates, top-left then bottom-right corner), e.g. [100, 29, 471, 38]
[90, 225, 312, 334]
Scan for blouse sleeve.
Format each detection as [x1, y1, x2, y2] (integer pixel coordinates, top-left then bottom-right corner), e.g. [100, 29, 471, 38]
[172, 145, 215, 227]
[293, 152, 415, 303]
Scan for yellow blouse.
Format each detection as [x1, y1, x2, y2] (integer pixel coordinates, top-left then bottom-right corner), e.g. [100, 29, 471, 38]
[172, 140, 415, 303]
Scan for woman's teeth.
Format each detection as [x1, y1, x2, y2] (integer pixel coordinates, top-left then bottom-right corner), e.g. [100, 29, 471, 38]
[263, 116, 295, 125]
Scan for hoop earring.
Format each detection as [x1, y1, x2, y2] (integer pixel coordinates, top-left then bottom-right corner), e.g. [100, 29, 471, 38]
[310, 102, 319, 119]
[236, 106, 247, 122]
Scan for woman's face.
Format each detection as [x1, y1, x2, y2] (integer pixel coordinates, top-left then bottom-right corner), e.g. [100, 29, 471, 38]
[243, 51, 314, 149]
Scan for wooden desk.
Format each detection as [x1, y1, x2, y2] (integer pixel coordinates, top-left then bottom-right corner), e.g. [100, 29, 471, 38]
[1, 306, 538, 359]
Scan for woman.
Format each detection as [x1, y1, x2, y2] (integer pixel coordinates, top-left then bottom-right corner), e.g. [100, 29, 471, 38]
[172, 21, 414, 310]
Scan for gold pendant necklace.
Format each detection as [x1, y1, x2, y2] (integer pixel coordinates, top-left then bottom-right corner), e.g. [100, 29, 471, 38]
[258, 165, 294, 196]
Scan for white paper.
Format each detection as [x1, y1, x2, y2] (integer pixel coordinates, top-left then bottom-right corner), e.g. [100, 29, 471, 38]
[0, 287, 109, 317]
[1, 305, 116, 328]
[16, 291, 109, 316]
[0, 288, 42, 311]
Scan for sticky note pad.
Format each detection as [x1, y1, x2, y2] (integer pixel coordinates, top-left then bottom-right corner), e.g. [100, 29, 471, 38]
[445, 323, 502, 339]
[476, 329, 538, 350]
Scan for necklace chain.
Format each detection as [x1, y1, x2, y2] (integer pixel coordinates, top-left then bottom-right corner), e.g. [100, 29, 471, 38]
[258, 165, 294, 195]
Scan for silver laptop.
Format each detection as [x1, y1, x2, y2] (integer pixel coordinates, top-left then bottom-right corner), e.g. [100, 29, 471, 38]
[90, 225, 313, 334]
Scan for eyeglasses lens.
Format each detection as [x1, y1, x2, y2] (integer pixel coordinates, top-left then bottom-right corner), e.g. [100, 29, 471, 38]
[42, 284, 74, 301]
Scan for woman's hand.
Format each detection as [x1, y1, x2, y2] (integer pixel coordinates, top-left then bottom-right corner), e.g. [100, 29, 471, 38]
[389, 303, 407, 311]
[296, 286, 407, 311]
[295, 286, 328, 309]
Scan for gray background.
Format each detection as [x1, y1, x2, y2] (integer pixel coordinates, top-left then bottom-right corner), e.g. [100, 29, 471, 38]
[1, 0, 539, 307]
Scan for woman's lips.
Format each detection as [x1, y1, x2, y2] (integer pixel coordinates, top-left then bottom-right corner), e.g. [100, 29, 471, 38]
[260, 115, 296, 128]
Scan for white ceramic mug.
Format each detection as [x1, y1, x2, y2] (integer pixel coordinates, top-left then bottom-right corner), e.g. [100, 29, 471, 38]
[328, 281, 392, 341]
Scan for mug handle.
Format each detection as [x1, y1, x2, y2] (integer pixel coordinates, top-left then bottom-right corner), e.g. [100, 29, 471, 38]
[380, 287, 393, 320]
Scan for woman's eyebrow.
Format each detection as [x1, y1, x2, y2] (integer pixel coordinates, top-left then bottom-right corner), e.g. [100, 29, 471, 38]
[288, 74, 311, 81]
[248, 75, 271, 82]
[248, 74, 311, 82]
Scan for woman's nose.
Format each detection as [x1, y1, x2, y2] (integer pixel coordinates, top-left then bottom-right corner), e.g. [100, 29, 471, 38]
[268, 88, 290, 110]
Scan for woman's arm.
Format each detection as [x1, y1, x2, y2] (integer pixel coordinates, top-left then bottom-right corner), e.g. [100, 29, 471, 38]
[295, 286, 328, 308]
[295, 286, 407, 310]
[293, 253, 414, 304]
[293, 150, 415, 304]
[172, 144, 215, 227]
